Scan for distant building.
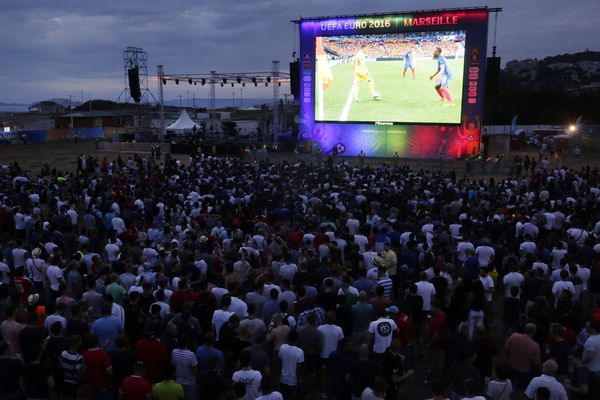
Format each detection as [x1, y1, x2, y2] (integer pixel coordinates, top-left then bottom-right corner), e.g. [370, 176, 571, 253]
[505, 59, 538, 81]
[54, 111, 131, 129]
[577, 61, 600, 76]
[28, 101, 67, 114]
[546, 62, 575, 71]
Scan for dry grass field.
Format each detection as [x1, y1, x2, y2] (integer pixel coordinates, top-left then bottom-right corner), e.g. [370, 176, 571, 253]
[0, 136, 598, 177]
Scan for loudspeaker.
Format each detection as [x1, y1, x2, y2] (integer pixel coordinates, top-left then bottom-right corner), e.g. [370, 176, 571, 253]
[289, 61, 300, 98]
[128, 67, 142, 103]
[485, 57, 501, 98]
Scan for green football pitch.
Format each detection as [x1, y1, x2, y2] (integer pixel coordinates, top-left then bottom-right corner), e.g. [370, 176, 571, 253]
[315, 59, 464, 124]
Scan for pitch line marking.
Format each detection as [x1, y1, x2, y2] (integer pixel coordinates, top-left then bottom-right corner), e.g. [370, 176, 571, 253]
[339, 80, 357, 121]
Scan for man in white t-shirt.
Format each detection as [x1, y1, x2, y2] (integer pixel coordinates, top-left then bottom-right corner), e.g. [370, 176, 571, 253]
[233, 350, 263, 400]
[475, 241, 495, 268]
[346, 215, 360, 235]
[317, 313, 344, 359]
[550, 244, 567, 270]
[11, 243, 28, 269]
[524, 360, 568, 400]
[111, 213, 126, 235]
[278, 330, 304, 392]
[566, 227, 589, 246]
[479, 268, 495, 303]
[457, 237, 475, 262]
[105, 238, 120, 263]
[46, 263, 65, 295]
[368, 307, 398, 354]
[415, 272, 436, 312]
[360, 244, 376, 268]
[519, 236, 537, 257]
[503, 264, 525, 297]
[212, 295, 235, 341]
[354, 234, 369, 253]
[26, 248, 45, 290]
[551, 270, 575, 306]
[278, 258, 298, 282]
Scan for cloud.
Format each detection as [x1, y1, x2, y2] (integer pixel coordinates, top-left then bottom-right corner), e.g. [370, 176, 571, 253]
[0, 0, 598, 103]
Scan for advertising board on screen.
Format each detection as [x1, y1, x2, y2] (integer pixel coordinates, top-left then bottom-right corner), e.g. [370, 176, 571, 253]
[299, 8, 489, 159]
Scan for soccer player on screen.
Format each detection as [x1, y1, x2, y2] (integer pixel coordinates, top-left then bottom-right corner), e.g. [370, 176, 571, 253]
[429, 47, 454, 105]
[403, 48, 416, 79]
[352, 45, 379, 101]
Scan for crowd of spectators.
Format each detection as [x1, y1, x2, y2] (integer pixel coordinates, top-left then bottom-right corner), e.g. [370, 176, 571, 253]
[323, 33, 464, 61]
[0, 151, 599, 400]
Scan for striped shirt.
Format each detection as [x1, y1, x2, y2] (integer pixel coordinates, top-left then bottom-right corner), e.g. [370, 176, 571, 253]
[296, 307, 326, 328]
[486, 379, 513, 400]
[60, 350, 84, 385]
[376, 278, 394, 299]
[171, 348, 198, 385]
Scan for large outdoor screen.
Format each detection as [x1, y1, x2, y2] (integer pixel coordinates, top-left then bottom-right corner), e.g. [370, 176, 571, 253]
[299, 9, 490, 159]
[315, 31, 466, 124]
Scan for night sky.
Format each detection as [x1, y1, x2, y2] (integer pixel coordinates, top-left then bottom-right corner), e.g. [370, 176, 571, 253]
[1, 0, 598, 103]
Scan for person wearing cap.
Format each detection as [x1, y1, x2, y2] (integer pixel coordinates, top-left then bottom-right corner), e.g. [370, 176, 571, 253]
[27, 248, 46, 297]
[368, 306, 399, 358]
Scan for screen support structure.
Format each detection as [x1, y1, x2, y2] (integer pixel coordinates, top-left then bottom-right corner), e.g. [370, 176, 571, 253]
[294, 7, 500, 159]
[156, 66, 290, 141]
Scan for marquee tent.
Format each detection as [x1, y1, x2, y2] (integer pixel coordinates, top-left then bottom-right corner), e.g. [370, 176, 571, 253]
[165, 110, 201, 131]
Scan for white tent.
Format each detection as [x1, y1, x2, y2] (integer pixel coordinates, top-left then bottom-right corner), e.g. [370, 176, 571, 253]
[165, 110, 201, 131]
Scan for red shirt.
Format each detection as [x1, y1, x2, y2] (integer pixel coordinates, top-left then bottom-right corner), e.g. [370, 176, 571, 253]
[135, 338, 169, 383]
[506, 332, 541, 373]
[393, 313, 413, 348]
[120, 375, 152, 400]
[427, 310, 447, 346]
[592, 307, 600, 323]
[84, 348, 112, 389]
[13, 275, 33, 302]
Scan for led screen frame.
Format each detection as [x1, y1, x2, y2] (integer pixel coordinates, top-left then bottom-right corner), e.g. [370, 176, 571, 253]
[314, 30, 467, 125]
[299, 8, 489, 159]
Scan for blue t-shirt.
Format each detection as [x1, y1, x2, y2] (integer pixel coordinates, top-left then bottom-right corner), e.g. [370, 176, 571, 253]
[91, 316, 123, 352]
[405, 51, 413, 63]
[195, 346, 225, 372]
[437, 56, 453, 78]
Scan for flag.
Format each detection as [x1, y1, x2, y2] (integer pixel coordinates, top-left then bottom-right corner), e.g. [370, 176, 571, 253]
[510, 115, 518, 135]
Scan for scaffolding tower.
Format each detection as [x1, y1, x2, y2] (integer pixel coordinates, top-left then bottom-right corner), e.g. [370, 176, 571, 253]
[117, 46, 157, 104]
